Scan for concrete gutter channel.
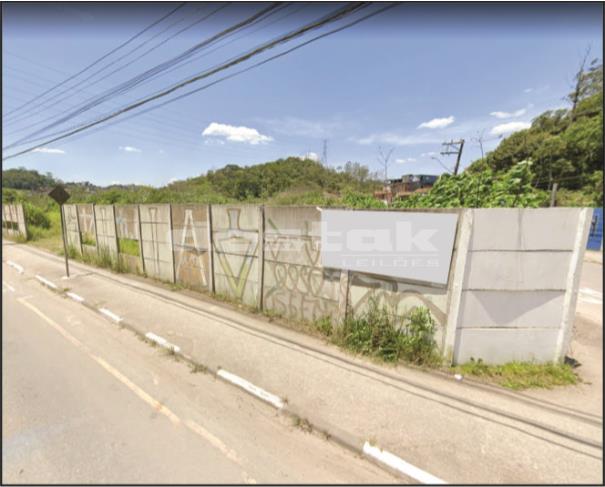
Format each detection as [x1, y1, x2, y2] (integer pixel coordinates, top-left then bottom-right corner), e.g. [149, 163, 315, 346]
[4, 244, 604, 483]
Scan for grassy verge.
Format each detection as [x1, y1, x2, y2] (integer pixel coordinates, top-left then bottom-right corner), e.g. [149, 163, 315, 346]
[451, 358, 579, 390]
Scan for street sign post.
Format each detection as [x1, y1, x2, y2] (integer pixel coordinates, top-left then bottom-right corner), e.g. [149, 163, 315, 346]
[48, 185, 71, 277]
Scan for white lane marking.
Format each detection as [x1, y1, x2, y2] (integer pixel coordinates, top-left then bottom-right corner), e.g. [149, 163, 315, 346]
[7, 260, 24, 273]
[98, 307, 123, 323]
[35, 275, 58, 289]
[17, 297, 253, 478]
[66, 292, 85, 303]
[363, 441, 445, 484]
[217, 369, 284, 410]
[184, 419, 256, 484]
[145, 332, 181, 353]
[18, 297, 180, 425]
[3, 281, 16, 292]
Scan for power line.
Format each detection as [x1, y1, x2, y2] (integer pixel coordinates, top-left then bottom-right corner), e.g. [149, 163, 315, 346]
[3, 2, 395, 160]
[2, 2, 187, 120]
[4, 3, 231, 126]
[4, 3, 284, 146]
[4, 2, 370, 153]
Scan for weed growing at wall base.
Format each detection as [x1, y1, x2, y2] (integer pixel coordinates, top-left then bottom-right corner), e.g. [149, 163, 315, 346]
[452, 358, 579, 390]
[333, 298, 441, 366]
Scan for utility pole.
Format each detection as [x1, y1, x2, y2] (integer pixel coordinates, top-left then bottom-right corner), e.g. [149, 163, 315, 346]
[377, 146, 394, 184]
[440, 139, 465, 175]
[550, 182, 559, 207]
[322, 139, 328, 166]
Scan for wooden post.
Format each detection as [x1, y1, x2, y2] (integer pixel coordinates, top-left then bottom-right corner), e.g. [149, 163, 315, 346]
[257, 205, 265, 310]
[207, 204, 215, 294]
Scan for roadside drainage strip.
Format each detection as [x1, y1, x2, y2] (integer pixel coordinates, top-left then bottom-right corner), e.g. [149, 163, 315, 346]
[7, 260, 24, 273]
[35, 275, 58, 289]
[32, 274, 446, 484]
[145, 332, 181, 353]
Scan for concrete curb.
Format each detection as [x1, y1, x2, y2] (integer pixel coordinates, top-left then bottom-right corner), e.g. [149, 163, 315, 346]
[30, 271, 444, 483]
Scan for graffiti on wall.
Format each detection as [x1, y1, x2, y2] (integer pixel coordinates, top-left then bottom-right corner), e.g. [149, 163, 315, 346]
[348, 272, 448, 327]
[263, 215, 340, 322]
[172, 205, 210, 290]
[213, 207, 258, 303]
[77, 204, 96, 248]
[94, 205, 118, 255]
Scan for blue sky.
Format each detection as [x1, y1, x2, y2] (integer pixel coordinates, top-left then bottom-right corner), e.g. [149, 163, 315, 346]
[2, 2, 603, 187]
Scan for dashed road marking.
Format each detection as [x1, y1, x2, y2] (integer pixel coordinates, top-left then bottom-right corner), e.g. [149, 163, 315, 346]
[98, 307, 123, 323]
[16, 297, 253, 478]
[145, 332, 181, 353]
[217, 369, 284, 410]
[362, 441, 445, 484]
[35, 275, 57, 289]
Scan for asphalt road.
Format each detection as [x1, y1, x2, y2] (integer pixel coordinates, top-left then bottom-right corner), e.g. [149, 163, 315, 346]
[2, 264, 397, 484]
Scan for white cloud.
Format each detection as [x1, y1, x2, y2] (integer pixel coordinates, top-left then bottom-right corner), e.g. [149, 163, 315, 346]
[490, 121, 531, 136]
[119, 145, 142, 153]
[418, 116, 455, 129]
[202, 122, 272, 145]
[523, 88, 533, 93]
[168, 177, 178, 184]
[300, 151, 320, 162]
[490, 108, 527, 119]
[395, 157, 416, 164]
[32, 147, 65, 154]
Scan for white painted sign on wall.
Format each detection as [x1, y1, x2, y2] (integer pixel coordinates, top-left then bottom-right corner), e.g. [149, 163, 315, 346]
[320, 209, 458, 285]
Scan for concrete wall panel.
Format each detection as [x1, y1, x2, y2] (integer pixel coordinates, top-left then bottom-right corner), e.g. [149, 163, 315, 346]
[2, 204, 27, 238]
[77, 204, 97, 246]
[464, 251, 570, 290]
[171, 204, 211, 291]
[263, 207, 341, 322]
[348, 271, 449, 345]
[94, 205, 118, 257]
[139, 204, 174, 282]
[459, 290, 565, 329]
[454, 327, 560, 364]
[470, 208, 581, 251]
[114, 205, 140, 240]
[212, 206, 259, 307]
[63, 204, 81, 252]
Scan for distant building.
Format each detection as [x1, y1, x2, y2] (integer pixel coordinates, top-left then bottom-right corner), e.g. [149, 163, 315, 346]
[374, 174, 439, 204]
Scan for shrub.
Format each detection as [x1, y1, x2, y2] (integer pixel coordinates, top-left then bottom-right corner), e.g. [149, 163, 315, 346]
[335, 298, 440, 365]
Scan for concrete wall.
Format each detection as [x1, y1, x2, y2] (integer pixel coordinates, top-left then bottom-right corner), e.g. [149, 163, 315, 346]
[2, 203, 27, 239]
[452, 208, 591, 364]
[171, 204, 211, 291]
[139, 204, 175, 282]
[114, 205, 143, 273]
[20, 203, 590, 364]
[94, 205, 118, 257]
[76, 204, 97, 256]
[63, 204, 82, 253]
[263, 207, 341, 322]
[211, 205, 260, 307]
